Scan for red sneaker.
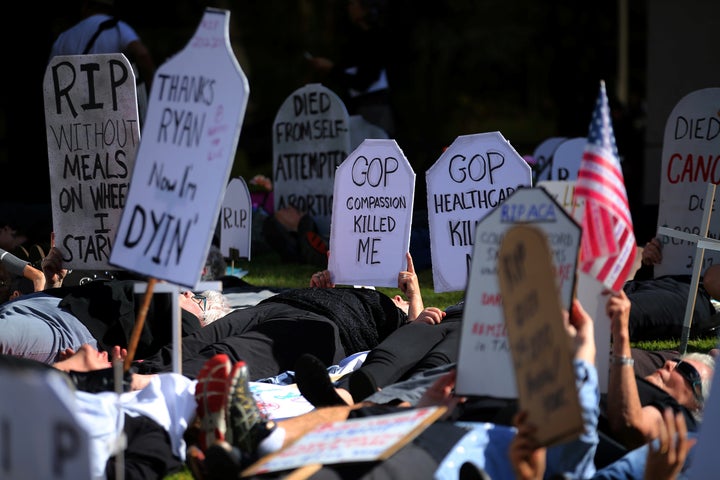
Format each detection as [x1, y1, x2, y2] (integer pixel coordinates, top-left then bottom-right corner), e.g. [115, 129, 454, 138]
[195, 354, 232, 451]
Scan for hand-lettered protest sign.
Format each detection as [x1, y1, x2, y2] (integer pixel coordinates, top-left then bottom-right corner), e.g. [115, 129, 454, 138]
[550, 137, 585, 181]
[496, 224, 584, 447]
[537, 180, 585, 224]
[426, 132, 532, 292]
[110, 8, 249, 288]
[455, 187, 580, 398]
[655, 88, 720, 277]
[532, 136, 566, 183]
[272, 83, 351, 237]
[328, 139, 415, 287]
[242, 407, 445, 477]
[220, 177, 252, 261]
[43, 53, 140, 270]
[0, 368, 91, 479]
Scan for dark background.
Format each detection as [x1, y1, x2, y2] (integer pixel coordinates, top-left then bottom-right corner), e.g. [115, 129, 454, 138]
[0, 0, 686, 243]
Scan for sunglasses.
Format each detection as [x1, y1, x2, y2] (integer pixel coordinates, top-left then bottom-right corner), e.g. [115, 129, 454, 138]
[191, 294, 207, 312]
[673, 358, 704, 404]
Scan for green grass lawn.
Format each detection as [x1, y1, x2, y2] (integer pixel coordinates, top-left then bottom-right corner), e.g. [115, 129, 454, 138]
[232, 251, 464, 310]
[162, 251, 717, 479]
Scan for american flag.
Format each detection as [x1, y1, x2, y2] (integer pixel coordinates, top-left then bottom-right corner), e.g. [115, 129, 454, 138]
[575, 80, 637, 292]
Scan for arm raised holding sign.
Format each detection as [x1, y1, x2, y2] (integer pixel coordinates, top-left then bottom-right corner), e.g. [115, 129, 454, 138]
[603, 289, 714, 450]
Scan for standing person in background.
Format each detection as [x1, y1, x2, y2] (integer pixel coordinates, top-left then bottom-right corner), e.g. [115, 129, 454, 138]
[49, 0, 156, 122]
[305, 0, 395, 137]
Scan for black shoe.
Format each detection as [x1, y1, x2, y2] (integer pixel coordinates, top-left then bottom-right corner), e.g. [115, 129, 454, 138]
[294, 353, 348, 407]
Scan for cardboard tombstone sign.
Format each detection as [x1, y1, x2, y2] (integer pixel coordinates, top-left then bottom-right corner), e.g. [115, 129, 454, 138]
[272, 83, 351, 237]
[426, 132, 532, 293]
[455, 187, 580, 398]
[43, 53, 140, 270]
[655, 87, 720, 277]
[220, 177, 252, 260]
[496, 224, 584, 447]
[328, 139, 415, 287]
[532, 136, 567, 183]
[550, 137, 585, 181]
[110, 8, 249, 288]
[0, 368, 92, 479]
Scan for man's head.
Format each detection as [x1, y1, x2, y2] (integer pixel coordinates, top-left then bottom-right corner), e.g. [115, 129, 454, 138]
[644, 352, 715, 415]
[179, 290, 233, 326]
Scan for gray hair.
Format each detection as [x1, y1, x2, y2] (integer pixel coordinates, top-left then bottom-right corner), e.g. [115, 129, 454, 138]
[681, 351, 715, 421]
[200, 290, 234, 326]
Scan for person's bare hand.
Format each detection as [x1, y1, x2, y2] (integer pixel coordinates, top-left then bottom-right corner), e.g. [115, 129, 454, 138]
[509, 410, 546, 480]
[641, 237, 663, 266]
[397, 252, 419, 298]
[605, 288, 632, 338]
[310, 269, 334, 288]
[413, 307, 446, 325]
[644, 408, 696, 480]
[565, 299, 595, 365]
[42, 233, 69, 288]
[57, 347, 76, 362]
[53, 344, 112, 372]
[110, 345, 128, 362]
[416, 369, 465, 418]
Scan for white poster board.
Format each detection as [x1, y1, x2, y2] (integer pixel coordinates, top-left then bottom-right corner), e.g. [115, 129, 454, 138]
[328, 139, 415, 287]
[220, 177, 252, 260]
[550, 137, 585, 181]
[272, 83, 351, 237]
[110, 8, 249, 288]
[537, 180, 585, 224]
[455, 187, 580, 398]
[532, 136, 567, 182]
[655, 87, 720, 277]
[43, 53, 140, 270]
[0, 368, 91, 479]
[243, 407, 444, 477]
[426, 132, 532, 293]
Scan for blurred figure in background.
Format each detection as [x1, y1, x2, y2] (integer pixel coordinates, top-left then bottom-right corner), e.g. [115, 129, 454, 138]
[305, 0, 395, 137]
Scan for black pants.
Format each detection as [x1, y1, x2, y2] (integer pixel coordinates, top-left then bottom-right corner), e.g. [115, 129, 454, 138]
[336, 320, 460, 401]
[623, 275, 717, 341]
[106, 414, 182, 479]
[137, 302, 346, 380]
